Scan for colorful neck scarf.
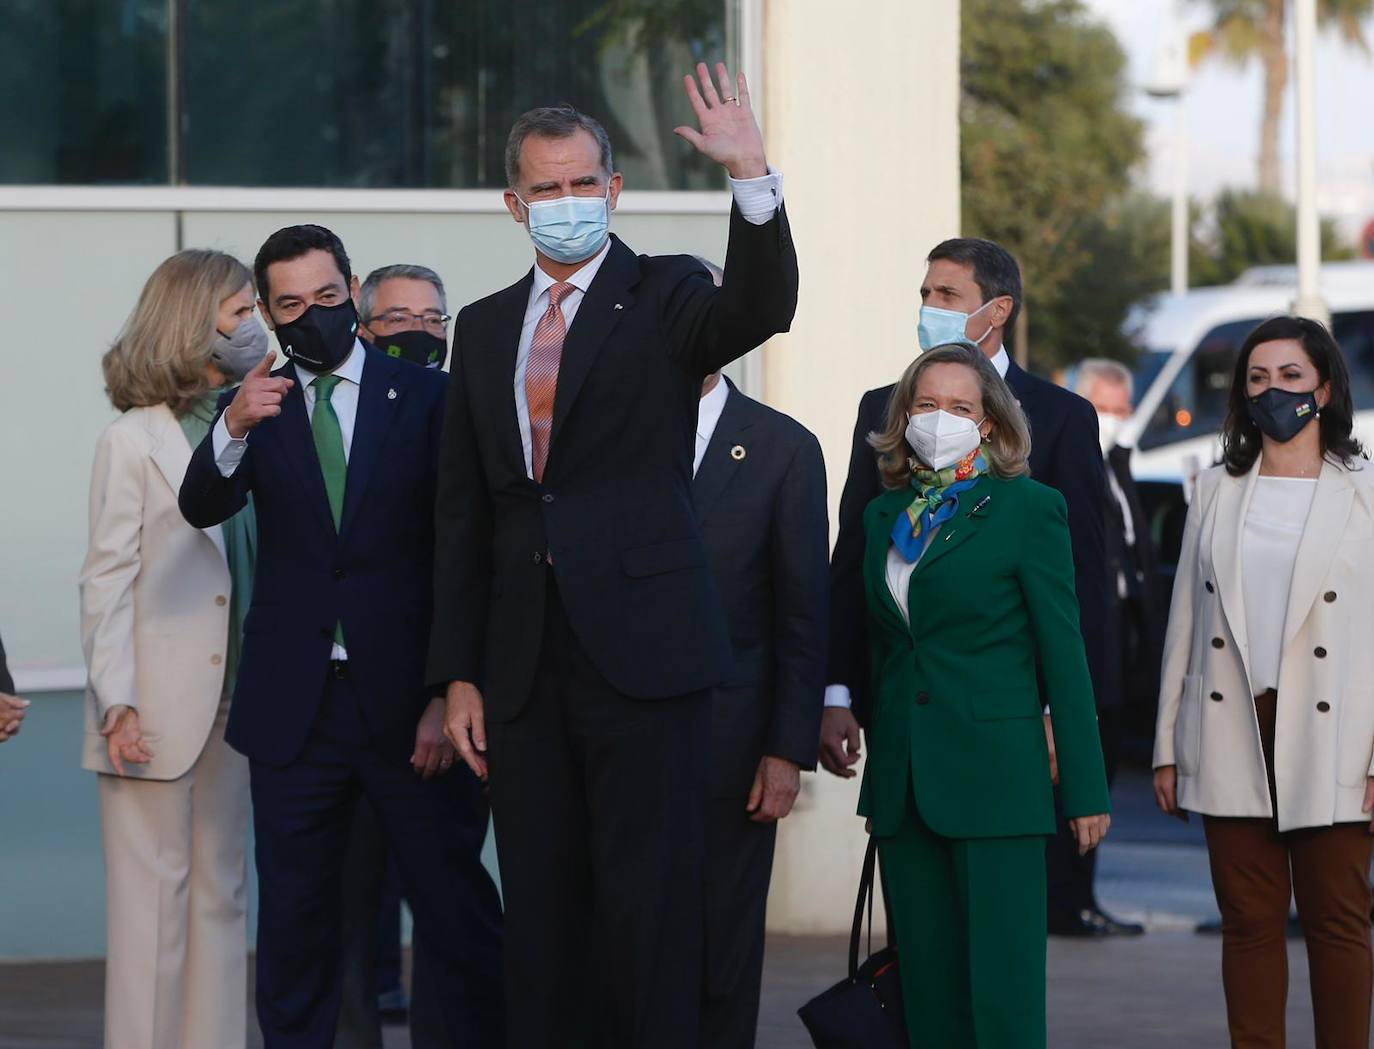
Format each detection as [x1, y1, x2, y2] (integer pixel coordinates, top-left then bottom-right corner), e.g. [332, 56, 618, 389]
[890, 446, 988, 563]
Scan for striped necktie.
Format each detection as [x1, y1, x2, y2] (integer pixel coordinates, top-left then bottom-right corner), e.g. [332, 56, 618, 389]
[527, 281, 576, 482]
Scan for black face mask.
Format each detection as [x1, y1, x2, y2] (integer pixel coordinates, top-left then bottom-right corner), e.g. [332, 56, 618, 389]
[274, 299, 359, 373]
[1247, 386, 1320, 443]
[371, 328, 448, 369]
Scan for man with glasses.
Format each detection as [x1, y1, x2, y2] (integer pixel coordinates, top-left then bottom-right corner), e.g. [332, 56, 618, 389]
[358, 264, 452, 370]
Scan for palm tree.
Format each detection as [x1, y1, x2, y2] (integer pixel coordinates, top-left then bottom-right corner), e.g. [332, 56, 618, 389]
[1190, 0, 1371, 194]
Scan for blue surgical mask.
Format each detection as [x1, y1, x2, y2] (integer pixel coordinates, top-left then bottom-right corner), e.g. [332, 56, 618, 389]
[917, 299, 997, 352]
[517, 190, 611, 264]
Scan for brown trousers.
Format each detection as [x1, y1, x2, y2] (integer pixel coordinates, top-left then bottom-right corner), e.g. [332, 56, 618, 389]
[1203, 689, 1374, 1049]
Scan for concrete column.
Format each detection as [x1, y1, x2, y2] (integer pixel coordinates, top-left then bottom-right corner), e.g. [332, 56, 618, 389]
[756, 0, 962, 934]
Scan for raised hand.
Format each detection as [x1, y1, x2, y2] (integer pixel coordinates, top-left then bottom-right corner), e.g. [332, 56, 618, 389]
[225, 350, 293, 438]
[674, 62, 767, 180]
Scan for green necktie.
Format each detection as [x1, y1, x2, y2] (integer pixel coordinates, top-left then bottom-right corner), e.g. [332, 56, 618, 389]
[312, 374, 347, 646]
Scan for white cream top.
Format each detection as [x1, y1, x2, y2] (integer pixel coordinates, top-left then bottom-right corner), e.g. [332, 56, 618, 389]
[1243, 476, 1317, 692]
[885, 527, 940, 626]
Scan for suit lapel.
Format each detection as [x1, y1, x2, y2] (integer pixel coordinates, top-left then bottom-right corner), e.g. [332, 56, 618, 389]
[907, 474, 991, 583]
[692, 381, 755, 523]
[548, 237, 639, 455]
[340, 349, 403, 537]
[146, 404, 225, 560]
[1283, 462, 1354, 647]
[1212, 465, 1260, 686]
[276, 367, 337, 535]
[491, 272, 536, 478]
[866, 488, 918, 636]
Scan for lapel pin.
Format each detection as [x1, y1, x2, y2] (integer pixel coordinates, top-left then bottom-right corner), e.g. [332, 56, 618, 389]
[966, 495, 992, 518]
[614, 303, 624, 310]
[943, 529, 956, 542]
[387, 388, 397, 400]
[731, 445, 747, 461]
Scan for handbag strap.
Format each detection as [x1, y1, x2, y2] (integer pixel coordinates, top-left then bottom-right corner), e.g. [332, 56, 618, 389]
[847, 836, 879, 981]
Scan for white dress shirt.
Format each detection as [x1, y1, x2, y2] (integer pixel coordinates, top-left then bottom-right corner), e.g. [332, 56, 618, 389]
[989, 344, 1010, 378]
[210, 338, 367, 659]
[1243, 476, 1317, 692]
[693, 379, 730, 477]
[514, 170, 785, 479]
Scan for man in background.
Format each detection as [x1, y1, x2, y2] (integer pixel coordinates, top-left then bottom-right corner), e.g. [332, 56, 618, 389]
[358, 264, 451, 370]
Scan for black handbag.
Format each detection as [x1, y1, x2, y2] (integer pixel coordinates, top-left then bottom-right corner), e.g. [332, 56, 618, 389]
[797, 836, 907, 1048]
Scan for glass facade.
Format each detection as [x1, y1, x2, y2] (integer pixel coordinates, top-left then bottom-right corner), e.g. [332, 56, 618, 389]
[0, 0, 736, 189]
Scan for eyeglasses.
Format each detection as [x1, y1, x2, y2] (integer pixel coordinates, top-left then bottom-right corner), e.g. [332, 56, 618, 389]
[366, 309, 451, 334]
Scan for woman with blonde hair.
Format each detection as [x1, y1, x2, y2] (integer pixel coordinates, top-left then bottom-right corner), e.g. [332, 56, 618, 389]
[80, 248, 267, 1049]
[857, 342, 1110, 1048]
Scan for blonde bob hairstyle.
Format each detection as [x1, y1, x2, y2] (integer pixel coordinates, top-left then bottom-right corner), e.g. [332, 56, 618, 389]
[868, 343, 1032, 489]
[102, 249, 253, 416]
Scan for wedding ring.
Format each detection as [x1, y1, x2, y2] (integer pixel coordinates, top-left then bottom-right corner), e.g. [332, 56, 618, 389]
[722, 96, 737, 104]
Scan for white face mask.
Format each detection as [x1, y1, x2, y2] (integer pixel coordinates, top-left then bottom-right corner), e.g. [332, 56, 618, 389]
[1096, 412, 1127, 455]
[905, 410, 985, 471]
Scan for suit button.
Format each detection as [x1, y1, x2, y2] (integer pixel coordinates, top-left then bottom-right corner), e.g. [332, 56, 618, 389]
[533, 552, 543, 565]
[915, 691, 930, 706]
[1210, 691, 1224, 702]
[542, 493, 555, 504]
[1211, 637, 1225, 649]
[210, 654, 222, 666]
[1315, 646, 1328, 659]
[334, 568, 345, 581]
[1205, 581, 1215, 593]
[1317, 701, 1332, 713]
[215, 595, 227, 606]
[1325, 591, 1337, 603]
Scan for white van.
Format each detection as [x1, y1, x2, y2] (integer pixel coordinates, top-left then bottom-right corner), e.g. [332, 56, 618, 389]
[1122, 261, 1374, 483]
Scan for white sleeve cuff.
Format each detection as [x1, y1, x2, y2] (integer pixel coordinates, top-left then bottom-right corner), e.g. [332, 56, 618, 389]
[824, 684, 853, 710]
[212, 413, 248, 478]
[728, 168, 783, 225]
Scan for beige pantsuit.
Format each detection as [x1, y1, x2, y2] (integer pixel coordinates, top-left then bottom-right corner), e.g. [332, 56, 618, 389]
[80, 405, 250, 1049]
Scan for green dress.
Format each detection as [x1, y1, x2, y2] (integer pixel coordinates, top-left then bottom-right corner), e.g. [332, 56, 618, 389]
[857, 473, 1109, 1049]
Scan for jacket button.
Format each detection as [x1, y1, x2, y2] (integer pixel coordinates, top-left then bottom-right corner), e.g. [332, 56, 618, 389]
[1324, 591, 1337, 603]
[1205, 581, 1215, 593]
[1317, 701, 1331, 713]
[1314, 646, 1328, 659]
[915, 691, 930, 706]
[334, 568, 345, 581]
[210, 654, 222, 666]
[215, 595, 227, 606]
[542, 493, 555, 504]
[1210, 691, 1224, 702]
[1211, 637, 1225, 649]
[533, 552, 543, 565]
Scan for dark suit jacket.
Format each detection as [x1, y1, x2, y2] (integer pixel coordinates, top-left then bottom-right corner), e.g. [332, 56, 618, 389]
[0, 632, 14, 695]
[1104, 443, 1163, 709]
[693, 380, 828, 797]
[426, 205, 798, 720]
[829, 358, 1107, 726]
[180, 349, 448, 767]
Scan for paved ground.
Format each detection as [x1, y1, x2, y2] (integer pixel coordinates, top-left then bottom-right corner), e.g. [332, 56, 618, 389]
[0, 768, 1352, 1047]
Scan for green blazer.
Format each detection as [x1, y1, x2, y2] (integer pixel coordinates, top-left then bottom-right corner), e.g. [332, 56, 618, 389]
[856, 473, 1109, 840]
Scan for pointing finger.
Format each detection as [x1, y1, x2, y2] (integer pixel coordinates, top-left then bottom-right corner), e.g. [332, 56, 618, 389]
[250, 350, 277, 377]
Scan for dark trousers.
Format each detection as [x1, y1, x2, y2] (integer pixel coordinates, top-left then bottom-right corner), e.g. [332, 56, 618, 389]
[335, 772, 493, 1049]
[1046, 706, 1122, 920]
[486, 576, 709, 1049]
[250, 670, 504, 1049]
[701, 797, 778, 1049]
[1203, 690, 1373, 1049]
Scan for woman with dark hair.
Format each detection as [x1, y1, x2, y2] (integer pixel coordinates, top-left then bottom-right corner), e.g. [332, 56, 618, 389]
[1154, 315, 1374, 1047]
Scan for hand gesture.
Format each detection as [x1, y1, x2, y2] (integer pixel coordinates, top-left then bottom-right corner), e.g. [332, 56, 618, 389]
[100, 705, 154, 776]
[443, 681, 488, 781]
[1068, 813, 1111, 856]
[225, 351, 293, 439]
[412, 696, 457, 779]
[747, 755, 801, 823]
[675, 62, 767, 180]
[818, 707, 862, 779]
[0, 692, 30, 742]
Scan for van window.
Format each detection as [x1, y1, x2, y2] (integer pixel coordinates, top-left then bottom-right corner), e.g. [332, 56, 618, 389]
[1332, 312, 1374, 407]
[1138, 319, 1258, 450]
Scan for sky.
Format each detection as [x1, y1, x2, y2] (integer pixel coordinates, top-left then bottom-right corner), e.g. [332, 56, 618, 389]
[1080, 0, 1374, 247]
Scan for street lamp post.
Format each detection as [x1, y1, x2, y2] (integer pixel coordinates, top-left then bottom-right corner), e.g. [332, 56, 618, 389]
[1146, 13, 1189, 297]
[1293, 0, 1329, 323]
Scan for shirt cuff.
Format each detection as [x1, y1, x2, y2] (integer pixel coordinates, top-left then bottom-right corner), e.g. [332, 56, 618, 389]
[728, 168, 783, 225]
[212, 413, 248, 478]
[823, 684, 853, 710]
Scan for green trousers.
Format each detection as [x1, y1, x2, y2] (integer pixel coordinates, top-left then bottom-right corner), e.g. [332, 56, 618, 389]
[877, 800, 1049, 1049]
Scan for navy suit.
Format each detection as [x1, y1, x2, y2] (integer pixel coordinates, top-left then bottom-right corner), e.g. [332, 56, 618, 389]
[693, 380, 828, 1048]
[180, 347, 503, 1049]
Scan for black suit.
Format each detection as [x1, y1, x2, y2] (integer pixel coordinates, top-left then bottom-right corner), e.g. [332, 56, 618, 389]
[826, 357, 1108, 924]
[180, 349, 503, 1049]
[693, 380, 827, 1048]
[428, 206, 797, 1049]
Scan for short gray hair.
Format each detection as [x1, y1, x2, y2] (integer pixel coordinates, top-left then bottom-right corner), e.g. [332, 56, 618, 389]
[505, 104, 615, 189]
[1075, 357, 1133, 400]
[359, 264, 447, 322]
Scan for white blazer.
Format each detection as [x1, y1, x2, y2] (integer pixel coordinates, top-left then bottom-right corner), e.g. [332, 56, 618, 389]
[79, 404, 233, 781]
[1154, 457, 1374, 831]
